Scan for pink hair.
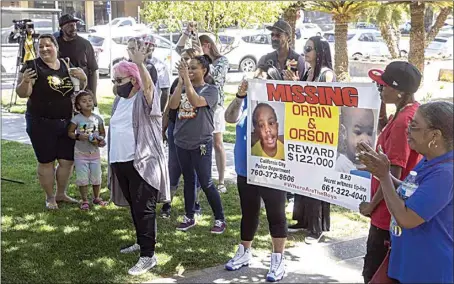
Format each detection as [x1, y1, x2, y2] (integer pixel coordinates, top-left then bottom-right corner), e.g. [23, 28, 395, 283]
[113, 60, 143, 89]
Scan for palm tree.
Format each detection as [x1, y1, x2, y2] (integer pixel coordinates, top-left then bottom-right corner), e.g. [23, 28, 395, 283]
[307, 1, 378, 82]
[282, 1, 306, 50]
[363, 3, 408, 59]
[407, 1, 452, 74]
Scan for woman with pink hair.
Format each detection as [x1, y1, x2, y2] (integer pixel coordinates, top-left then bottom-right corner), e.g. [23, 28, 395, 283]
[107, 46, 170, 276]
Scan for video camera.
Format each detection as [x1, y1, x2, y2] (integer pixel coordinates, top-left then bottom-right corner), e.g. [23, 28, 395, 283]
[12, 19, 38, 37]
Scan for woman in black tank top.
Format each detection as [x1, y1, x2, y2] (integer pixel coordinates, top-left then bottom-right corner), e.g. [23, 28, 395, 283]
[16, 34, 87, 210]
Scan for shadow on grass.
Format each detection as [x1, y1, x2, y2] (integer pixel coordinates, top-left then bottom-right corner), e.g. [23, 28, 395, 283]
[0, 140, 280, 283]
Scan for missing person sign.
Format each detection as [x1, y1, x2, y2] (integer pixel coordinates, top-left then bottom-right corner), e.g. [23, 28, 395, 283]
[246, 79, 381, 211]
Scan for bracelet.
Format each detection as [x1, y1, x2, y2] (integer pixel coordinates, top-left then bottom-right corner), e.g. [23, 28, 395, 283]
[236, 93, 246, 99]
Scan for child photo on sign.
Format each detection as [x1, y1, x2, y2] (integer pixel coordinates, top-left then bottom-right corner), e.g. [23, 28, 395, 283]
[251, 101, 285, 161]
[336, 106, 377, 178]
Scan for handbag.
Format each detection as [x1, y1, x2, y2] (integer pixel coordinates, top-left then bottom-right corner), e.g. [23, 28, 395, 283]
[369, 241, 394, 284]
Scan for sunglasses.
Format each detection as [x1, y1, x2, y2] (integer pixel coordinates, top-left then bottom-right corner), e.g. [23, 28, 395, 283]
[304, 46, 314, 53]
[112, 77, 128, 84]
[271, 32, 282, 38]
[374, 81, 384, 92]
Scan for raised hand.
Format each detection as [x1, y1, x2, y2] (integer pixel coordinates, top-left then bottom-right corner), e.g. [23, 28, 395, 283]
[128, 43, 152, 65]
[237, 79, 248, 97]
[282, 69, 299, 81]
[356, 143, 390, 180]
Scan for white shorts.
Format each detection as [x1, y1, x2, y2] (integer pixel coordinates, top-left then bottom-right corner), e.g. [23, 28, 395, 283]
[213, 105, 226, 134]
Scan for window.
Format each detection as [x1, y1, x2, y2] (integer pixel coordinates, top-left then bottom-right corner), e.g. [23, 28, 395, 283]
[119, 20, 133, 27]
[88, 35, 105, 47]
[358, 33, 377, 42]
[323, 33, 355, 42]
[219, 35, 235, 45]
[242, 34, 268, 44]
[152, 36, 171, 49]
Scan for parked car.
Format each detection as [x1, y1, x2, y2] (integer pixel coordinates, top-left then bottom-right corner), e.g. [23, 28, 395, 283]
[425, 36, 453, 58]
[438, 25, 453, 38]
[323, 29, 395, 59]
[87, 31, 180, 76]
[88, 17, 148, 34]
[214, 29, 275, 72]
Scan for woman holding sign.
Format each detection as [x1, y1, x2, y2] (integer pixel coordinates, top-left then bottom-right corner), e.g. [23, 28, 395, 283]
[224, 78, 288, 282]
[360, 61, 422, 284]
[357, 101, 453, 284]
[286, 36, 336, 244]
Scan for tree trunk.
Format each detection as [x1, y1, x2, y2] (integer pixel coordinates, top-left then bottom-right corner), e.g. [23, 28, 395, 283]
[379, 23, 399, 59]
[409, 1, 425, 74]
[333, 16, 349, 82]
[425, 7, 451, 48]
[283, 5, 298, 50]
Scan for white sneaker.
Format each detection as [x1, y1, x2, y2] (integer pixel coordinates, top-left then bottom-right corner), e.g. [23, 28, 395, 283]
[120, 243, 140, 254]
[128, 256, 157, 276]
[225, 244, 252, 271]
[266, 253, 285, 282]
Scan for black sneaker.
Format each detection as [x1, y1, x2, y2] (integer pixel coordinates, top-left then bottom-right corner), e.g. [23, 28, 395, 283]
[305, 231, 323, 244]
[160, 203, 171, 218]
[288, 222, 307, 233]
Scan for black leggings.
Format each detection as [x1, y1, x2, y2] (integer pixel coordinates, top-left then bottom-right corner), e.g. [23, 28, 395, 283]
[237, 175, 287, 241]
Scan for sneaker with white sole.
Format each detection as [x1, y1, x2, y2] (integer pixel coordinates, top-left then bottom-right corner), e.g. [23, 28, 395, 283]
[210, 219, 226, 234]
[225, 244, 252, 271]
[266, 253, 285, 282]
[128, 256, 157, 276]
[120, 243, 140, 254]
[176, 215, 196, 231]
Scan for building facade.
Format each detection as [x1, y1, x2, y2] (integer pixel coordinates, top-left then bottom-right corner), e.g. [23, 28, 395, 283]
[1, 1, 143, 29]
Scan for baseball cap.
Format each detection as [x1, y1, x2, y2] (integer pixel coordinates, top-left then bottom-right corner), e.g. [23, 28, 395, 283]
[368, 61, 422, 94]
[59, 14, 80, 27]
[266, 20, 292, 36]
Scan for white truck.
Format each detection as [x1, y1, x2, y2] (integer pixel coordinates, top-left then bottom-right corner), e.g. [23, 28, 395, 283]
[88, 17, 148, 34]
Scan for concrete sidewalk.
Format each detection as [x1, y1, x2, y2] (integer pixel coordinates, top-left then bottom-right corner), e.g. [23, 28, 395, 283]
[1, 111, 237, 182]
[146, 236, 367, 283]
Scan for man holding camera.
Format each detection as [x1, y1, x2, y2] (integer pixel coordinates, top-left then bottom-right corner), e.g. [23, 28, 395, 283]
[55, 14, 99, 106]
[8, 21, 38, 63]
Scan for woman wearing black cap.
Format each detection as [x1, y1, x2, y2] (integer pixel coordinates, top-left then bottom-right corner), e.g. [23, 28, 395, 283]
[360, 61, 423, 284]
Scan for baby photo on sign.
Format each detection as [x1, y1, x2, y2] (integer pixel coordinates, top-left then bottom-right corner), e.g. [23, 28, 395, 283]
[251, 101, 285, 161]
[335, 106, 378, 178]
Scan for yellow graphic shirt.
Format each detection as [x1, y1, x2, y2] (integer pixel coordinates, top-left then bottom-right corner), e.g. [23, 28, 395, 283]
[252, 140, 285, 160]
[23, 35, 36, 62]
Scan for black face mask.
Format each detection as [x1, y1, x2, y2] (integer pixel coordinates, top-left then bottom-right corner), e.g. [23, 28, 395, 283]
[271, 39, 281, 50]
[117, 82, 134, 98]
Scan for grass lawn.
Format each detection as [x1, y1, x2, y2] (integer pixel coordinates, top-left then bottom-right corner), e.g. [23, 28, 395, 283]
[1, 82, 237, 143]
[1, 140, 368, 283]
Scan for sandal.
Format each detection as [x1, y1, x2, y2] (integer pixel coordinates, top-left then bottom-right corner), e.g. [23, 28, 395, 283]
[93, 198, 108, 207]
[45, 199, 59, 210]
[80, 201, 90, 210]
[217, 184, 227, 193]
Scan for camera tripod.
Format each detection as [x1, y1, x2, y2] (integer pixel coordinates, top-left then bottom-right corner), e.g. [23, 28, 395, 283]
[8, 33, 37, 110]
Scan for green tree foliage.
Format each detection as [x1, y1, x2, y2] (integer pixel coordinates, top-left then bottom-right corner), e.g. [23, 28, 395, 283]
[142, 1, 290, 37]
[306, 1, 378, 82]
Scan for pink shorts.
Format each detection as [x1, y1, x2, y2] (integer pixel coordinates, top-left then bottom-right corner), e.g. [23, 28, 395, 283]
[74, 157, 102, 186]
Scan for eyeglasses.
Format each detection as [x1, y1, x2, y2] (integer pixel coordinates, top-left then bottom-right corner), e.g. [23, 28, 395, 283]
[112, 77, 127, 84]
[271, 33, 282, 38]
[304, 46, 314, 53]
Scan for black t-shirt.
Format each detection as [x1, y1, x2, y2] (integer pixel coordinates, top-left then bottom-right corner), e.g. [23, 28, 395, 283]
[21, 58, 75, 119]
[168, 78, 179, 123]
[56, 34, 98, 91]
